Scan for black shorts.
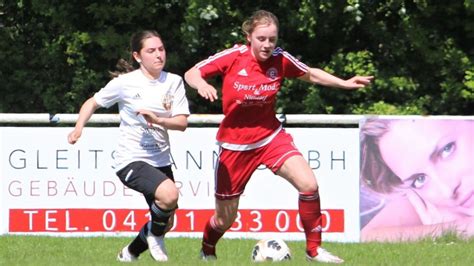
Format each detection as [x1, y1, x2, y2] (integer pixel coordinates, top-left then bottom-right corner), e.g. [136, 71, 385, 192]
[116, 161, 174, 203]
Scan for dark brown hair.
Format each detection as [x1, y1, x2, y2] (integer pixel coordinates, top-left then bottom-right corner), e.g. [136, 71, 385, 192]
[110, 30, 163, 78]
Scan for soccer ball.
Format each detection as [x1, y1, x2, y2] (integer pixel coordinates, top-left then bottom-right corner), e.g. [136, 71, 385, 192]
[251, 239, 291, 262]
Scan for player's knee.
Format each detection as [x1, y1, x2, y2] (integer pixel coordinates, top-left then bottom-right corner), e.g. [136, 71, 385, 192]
[154, 182, 179, 208]
[299, 178, 318, 193]
[162, 193, 178, 208]
[307, 182, 318, 192]
[167, 186, 179, 204]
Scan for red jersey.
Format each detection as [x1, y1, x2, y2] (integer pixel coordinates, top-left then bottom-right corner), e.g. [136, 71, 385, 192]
[196, 44, 308, 145]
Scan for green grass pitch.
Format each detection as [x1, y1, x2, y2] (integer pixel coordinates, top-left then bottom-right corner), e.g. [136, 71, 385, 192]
[1, 234, 473, 265]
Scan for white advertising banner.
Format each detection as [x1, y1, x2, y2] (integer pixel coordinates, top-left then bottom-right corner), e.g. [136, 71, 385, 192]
[0, 127, 360, 242]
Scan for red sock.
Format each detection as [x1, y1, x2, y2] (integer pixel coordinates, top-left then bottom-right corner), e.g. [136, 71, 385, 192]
[298, 190, 322, 257]
[202, 216, 225, 256]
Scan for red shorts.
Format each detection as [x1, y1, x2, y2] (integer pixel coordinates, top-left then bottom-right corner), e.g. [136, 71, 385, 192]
[214, 130, 302, 200]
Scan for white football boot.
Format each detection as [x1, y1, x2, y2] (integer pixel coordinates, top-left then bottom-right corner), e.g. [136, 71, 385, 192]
[306, 247, 344, 264]
[146, 232, 168, 262]
[117, 245, 138, 262]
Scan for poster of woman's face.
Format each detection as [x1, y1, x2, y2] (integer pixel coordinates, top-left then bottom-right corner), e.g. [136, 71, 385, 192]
[360, 118, 474, 241]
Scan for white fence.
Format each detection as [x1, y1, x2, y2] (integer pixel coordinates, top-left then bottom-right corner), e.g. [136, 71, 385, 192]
[0, 113, 469, 125]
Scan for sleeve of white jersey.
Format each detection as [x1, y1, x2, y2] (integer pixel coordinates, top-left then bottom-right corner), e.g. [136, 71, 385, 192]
[170, 76, 191, 117]
[93, 77, 122, 109]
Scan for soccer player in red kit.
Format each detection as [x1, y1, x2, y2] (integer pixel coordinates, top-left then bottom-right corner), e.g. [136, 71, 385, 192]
[185, 10, 373, 263]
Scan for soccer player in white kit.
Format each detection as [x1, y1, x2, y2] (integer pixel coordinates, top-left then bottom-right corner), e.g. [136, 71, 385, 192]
[185, 10, 373, 263]
[68, 30, 190, 262]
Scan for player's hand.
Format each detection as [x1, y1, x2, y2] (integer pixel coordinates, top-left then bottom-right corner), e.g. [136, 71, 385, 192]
[67, 129, 82, 144]
[343, 75, 374, 90]
[137, 109, 162, 126]
[197, 84, 218, 102]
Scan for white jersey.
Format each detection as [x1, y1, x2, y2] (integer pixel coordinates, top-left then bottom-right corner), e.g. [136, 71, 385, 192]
[94, 69, 190, 170]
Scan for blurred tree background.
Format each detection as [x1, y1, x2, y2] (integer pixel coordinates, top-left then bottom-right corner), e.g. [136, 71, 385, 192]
[0, 0, 473, 115]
